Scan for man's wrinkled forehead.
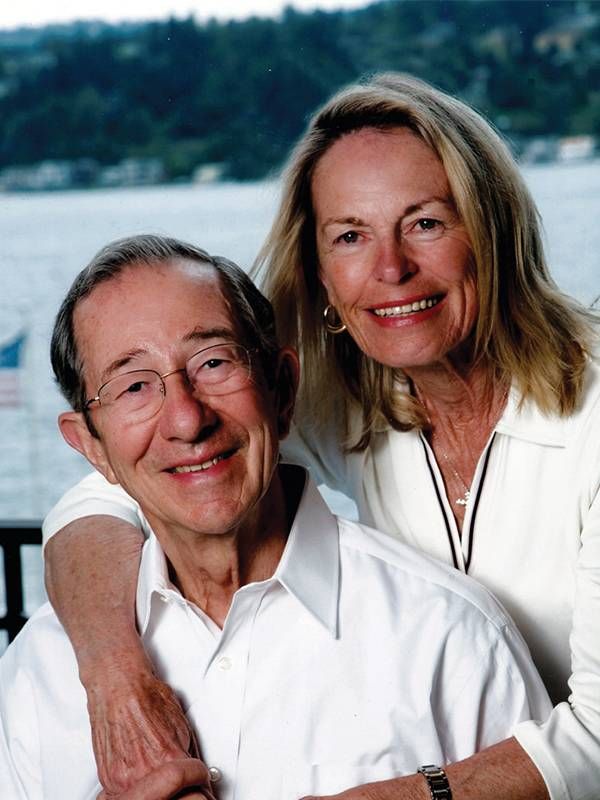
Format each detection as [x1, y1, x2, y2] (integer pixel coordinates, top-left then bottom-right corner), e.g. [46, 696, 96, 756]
[73, 259, 238, 389]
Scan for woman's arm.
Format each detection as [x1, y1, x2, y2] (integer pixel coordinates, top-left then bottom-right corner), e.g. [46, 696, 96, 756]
[96, 758, 216, 800]
[303, 737, 549, 800]
[44, 515, 197, 797]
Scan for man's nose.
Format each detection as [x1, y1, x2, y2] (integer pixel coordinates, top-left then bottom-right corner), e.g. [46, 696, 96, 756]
[373, 233, 416, 284]
[158, 372, 219, 442]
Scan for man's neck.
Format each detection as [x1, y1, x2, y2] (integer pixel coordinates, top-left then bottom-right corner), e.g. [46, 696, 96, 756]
[149, 465, 305, 628]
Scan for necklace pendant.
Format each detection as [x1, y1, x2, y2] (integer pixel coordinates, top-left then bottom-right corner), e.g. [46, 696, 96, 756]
[455, 490, 470, 507]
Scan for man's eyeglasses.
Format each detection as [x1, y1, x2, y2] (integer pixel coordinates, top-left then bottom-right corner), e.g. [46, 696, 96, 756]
[84, 342, 254, 424]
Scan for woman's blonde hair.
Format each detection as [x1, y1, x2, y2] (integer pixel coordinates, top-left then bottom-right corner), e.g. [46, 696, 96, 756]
[253, 72, 597, 450]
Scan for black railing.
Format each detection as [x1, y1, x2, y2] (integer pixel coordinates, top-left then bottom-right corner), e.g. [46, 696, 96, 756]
[0, 520, 43, 643]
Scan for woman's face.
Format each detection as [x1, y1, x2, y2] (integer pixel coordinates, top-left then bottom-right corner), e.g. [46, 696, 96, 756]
[312, 126, 478, 371]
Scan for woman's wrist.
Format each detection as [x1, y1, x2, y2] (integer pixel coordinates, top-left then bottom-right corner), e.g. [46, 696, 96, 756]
[77, 633, 153, 688]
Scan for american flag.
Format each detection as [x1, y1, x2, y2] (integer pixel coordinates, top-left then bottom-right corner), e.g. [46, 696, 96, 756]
[0, 332, 26, 408]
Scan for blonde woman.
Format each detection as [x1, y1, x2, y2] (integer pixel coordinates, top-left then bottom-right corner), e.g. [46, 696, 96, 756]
[43, 74, 599, 800]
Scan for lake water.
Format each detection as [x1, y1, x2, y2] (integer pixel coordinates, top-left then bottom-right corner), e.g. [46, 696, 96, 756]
[1, 162, 599, 624]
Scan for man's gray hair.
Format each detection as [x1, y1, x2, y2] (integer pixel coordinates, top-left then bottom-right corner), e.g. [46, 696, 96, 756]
[51, 234, 279, 434]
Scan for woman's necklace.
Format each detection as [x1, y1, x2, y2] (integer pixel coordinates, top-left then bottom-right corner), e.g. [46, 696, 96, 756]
[435, 447, 472, 506]
[418, 384, 510, 508]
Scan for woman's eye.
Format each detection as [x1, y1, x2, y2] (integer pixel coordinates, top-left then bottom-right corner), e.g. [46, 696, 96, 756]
[404, 217, 445, 241]
[336, 230, 360, 244]
[417, 218, 441, 231]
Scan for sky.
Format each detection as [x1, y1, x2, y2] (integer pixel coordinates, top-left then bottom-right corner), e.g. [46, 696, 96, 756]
[0, 0, 373, 30]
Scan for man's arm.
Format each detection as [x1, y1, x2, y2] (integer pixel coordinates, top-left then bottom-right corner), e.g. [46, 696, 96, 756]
[302, 737, 549, 800]
[44, 516, 197, 796]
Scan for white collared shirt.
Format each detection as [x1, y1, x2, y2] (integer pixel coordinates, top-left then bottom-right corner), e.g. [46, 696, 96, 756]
[5, 477, 550, 799]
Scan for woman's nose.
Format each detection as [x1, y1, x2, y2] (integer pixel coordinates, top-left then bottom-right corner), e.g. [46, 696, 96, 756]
[373, 235, 416, 284]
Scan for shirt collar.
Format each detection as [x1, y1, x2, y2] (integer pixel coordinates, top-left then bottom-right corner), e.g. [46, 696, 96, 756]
[495, 385, 570, 447]
[136, 470, 340, 638]
[272, 472, 340, 637]
[394, 373, 573, 448]
[136, 527, 175, 636]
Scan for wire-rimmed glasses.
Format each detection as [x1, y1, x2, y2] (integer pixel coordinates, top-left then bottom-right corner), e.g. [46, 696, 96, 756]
[84, 342, 253, 424]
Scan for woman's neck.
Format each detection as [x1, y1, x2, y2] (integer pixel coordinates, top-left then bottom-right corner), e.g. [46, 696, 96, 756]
[406, 358, 499, 426]
[406, 359, 509, 531]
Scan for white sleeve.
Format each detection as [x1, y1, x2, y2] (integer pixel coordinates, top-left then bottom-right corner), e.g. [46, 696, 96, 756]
[0, 659, 41, 800]
[42, 470, 147, 548]
[514, 475, 600, 800]
[281, 409, 351, 495]
[438, 606, 553, 765]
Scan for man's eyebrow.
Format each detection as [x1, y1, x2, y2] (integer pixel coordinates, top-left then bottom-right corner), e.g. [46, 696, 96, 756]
[98, 329, 238, 384]
[99, 349, 149, 384]
[182, 326, 237, 345]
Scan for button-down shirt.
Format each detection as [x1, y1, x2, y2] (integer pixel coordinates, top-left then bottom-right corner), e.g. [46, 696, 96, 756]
[4, 476, 550, 799]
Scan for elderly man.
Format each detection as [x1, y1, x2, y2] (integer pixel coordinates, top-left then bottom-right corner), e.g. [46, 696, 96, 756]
[0, 235, 550, 800]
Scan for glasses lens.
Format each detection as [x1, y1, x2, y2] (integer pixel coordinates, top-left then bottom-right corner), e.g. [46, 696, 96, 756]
[98, 370, 163, 422]
[186, 343, 251, 396]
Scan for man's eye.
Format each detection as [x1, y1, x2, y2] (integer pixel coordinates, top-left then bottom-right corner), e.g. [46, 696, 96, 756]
[203, 358, 227, 370]
[122, 380, 150, 396]
[111, 380, 153, 404]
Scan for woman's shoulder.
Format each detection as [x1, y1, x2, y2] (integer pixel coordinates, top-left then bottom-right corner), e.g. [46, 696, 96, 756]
[42, 471, 144, 546]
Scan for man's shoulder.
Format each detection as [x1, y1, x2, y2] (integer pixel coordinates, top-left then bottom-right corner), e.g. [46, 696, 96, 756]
[337, 517, 512, 632]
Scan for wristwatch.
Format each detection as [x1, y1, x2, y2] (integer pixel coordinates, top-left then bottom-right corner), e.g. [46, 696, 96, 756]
[417, 764, 452, 799]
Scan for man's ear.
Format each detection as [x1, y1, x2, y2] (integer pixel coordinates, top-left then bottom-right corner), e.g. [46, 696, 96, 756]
[58, 411, 118, 484]
[272, 347, 300, 440]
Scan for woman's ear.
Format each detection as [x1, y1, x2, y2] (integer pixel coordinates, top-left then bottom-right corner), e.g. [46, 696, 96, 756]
[58, 412, 118, 484]
[272, 347, 300, 439]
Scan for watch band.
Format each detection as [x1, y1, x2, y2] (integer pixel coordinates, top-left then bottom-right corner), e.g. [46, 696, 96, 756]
[417, 764, 452, 800]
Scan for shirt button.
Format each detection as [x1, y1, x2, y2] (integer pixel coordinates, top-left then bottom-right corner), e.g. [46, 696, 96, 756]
[208, 766, 222, 783]
[159, 594, 170, 604]
[217, 656, 232, 671]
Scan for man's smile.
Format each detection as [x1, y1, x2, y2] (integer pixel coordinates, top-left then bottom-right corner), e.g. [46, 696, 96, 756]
[166, 447, 238, 474]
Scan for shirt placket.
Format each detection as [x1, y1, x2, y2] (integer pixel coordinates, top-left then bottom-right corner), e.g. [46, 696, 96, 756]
[193, 583, 268, 800]
[418, 431, 498, 573]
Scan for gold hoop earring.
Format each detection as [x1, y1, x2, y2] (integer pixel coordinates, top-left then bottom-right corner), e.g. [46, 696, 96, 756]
[323, 304, 347, 335]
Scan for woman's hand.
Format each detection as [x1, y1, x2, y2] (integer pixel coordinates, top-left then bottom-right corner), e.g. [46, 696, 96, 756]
[96, 757, 216, 800]
[85, 654, 199, 796]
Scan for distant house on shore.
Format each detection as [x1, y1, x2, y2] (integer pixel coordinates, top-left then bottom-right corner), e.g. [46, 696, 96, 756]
[0, 160, 74, 192]
[519, 137, 559, 165]
[557, 136, 596, 162]
[0, 157, 165, 192]
[97, 158, 164, 188]
[192, 163, 226, 184]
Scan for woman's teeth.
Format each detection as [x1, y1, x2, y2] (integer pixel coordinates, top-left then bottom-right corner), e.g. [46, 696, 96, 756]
[373, 296, 440, 318]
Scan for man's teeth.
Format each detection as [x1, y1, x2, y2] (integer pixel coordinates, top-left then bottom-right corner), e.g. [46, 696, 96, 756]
[173, 455, 224, 473]
[373, 297, 439, 318]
